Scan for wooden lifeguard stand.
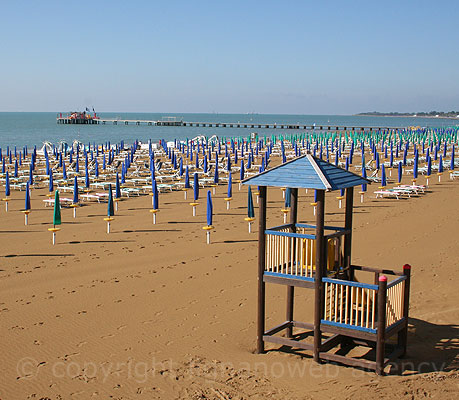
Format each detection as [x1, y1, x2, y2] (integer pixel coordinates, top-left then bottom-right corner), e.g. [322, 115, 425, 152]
[242, 154, 411, 375]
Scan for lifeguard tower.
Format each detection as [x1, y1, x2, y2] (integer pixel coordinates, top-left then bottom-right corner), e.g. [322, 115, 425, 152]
[242, 154, 411, 375]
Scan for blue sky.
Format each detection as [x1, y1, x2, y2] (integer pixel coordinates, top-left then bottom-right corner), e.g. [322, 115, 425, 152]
[1, 1, 458, 114]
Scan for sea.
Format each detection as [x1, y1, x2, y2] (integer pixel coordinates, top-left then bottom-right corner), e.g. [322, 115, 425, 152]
[0, 112, 458, 149]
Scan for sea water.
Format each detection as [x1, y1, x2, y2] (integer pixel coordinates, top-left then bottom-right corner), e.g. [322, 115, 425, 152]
[0, 112, 457, 148]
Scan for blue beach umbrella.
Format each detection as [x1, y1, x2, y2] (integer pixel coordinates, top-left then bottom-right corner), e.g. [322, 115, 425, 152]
[179, 157, 183, 176]
[240, 160, 245, 181]
[381, 165, 387, 187]
[14, 159, 18, 178]
[247, 187, 255, 219]
[184, 166, 190, 189]
[439, 155, 444, 173]
[427, 156, 432, 176]
[73, 176, 79, 203]
[206, 190, 213, 226]
[193, 172, 199, 201]
[62, 160, 67, 180]
[361, 165, 367, 192]
[29, 163, 33, 185]
[227, 173, 232, 198]
[152, 179, 159, 210]
[450, 145, 455, 170]
[398, 161, 403, 184]
[285, 187, 291, 208]
[49, 171, 54, 193]
[25, 181, 31, 210]
[107, 184, 114, 217]
[116, 173, 121, 198]
[214, 161, 219, 184]
[85, 167, 90, 188]
[413, 153, 418, 180]
[203, 155, 208, 174]
[5, 171, 10, 197]
[95, 159, 99, 178]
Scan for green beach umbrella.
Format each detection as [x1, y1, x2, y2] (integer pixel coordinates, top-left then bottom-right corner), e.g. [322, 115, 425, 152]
[53, 190, 61, 226]
[48, 190, 61, 245]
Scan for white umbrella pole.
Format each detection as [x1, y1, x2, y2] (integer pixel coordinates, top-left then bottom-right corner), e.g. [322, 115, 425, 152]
[248, 222, 252, 233]
[52, 232, 56, 245]
[107, 221, 110, 233]
[153, 213, 156, 224]
[206, 231, 210, 244]
[73, 207, 76, 218]
[25, 213, 28, 225]
[193, 206, 196, 216]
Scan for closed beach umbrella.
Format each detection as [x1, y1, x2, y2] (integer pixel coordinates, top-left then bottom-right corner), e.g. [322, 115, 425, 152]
[107, 184, 114, 217]
[193, 172, 199, 202]
[48, 189, 62, 244]
[5, 171, 10, 197]
[398, 161, 403, 184]
[413, 153, 418, 180]
[85, 167, 90, 188]
[29, 163, 33, 185]
[95, 159, 99, 178]
[153, 179, 159, 210]
[248, 187, 255, 219]
[203, 190, 214, 244]
[104, 184, 115, 233]
[49, 171, 54, 193]
[115, 173, 121, 198]
[62, 160, 67, 180]
[184, 166, 190, 188]
[214, 160, 219, 184]
[53, 190, 61, 226]
[285, 187, 291, 208]
[439, 155, 444, 173]
[206, 190, 213, 226]
[23, 181, 31, 225]
[381, 165, 387, 187]
[14, 159, 18, 178]
[203, 155, 208, 174]
[227, 173, 232, 198]
[25, 182, 31, 210]
[450, 145, 455, 170]
[179, 157, 183, 176]
[73, 176, 79, 203]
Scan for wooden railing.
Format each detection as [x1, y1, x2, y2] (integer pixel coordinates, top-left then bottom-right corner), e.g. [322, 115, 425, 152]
[323, 278, 377, 331]
[264, 223, 348, 278]
[322, 274, 407, 332]
[385, 276, 406, 327]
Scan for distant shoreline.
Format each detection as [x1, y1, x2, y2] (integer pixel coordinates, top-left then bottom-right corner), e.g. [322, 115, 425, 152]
[356, 113, 459, 121]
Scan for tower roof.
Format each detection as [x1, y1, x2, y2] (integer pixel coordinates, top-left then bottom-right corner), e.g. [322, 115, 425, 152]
[242, 154, 370, 191]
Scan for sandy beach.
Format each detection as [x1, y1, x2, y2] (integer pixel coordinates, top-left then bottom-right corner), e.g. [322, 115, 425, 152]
[0, 148, 458, 399]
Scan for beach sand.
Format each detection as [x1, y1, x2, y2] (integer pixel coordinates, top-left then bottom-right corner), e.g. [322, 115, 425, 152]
[0, 167, 458, 399]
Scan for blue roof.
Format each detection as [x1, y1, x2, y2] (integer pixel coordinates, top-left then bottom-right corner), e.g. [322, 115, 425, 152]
[242, 154, 370, 191]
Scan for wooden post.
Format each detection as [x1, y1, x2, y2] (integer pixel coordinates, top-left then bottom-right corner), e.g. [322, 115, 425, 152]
[398, 264, 411, 357]
[257, 186, 267, 354]
[376, 275, 387, 375]
[314, 189, 325, 362]
[286, 188, 298, 338]
[344, 187, 354, 280]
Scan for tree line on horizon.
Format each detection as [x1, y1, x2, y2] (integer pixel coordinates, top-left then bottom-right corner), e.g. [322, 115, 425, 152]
[358, 111, 459, 117]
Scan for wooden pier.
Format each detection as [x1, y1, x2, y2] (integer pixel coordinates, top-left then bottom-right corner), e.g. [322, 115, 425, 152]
[56, 117, 401, 132]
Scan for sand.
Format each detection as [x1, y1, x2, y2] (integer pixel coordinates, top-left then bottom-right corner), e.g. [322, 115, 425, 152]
[0, 161, 458, 399]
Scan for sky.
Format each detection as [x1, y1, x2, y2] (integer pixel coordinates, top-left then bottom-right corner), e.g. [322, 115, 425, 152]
[1, 0, 458, 114]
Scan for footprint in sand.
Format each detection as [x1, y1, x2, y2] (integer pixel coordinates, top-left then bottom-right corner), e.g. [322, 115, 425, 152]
[77, 341, 87, 348]
[117, 325, 127, 330]
[101, 333, 115, 339]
